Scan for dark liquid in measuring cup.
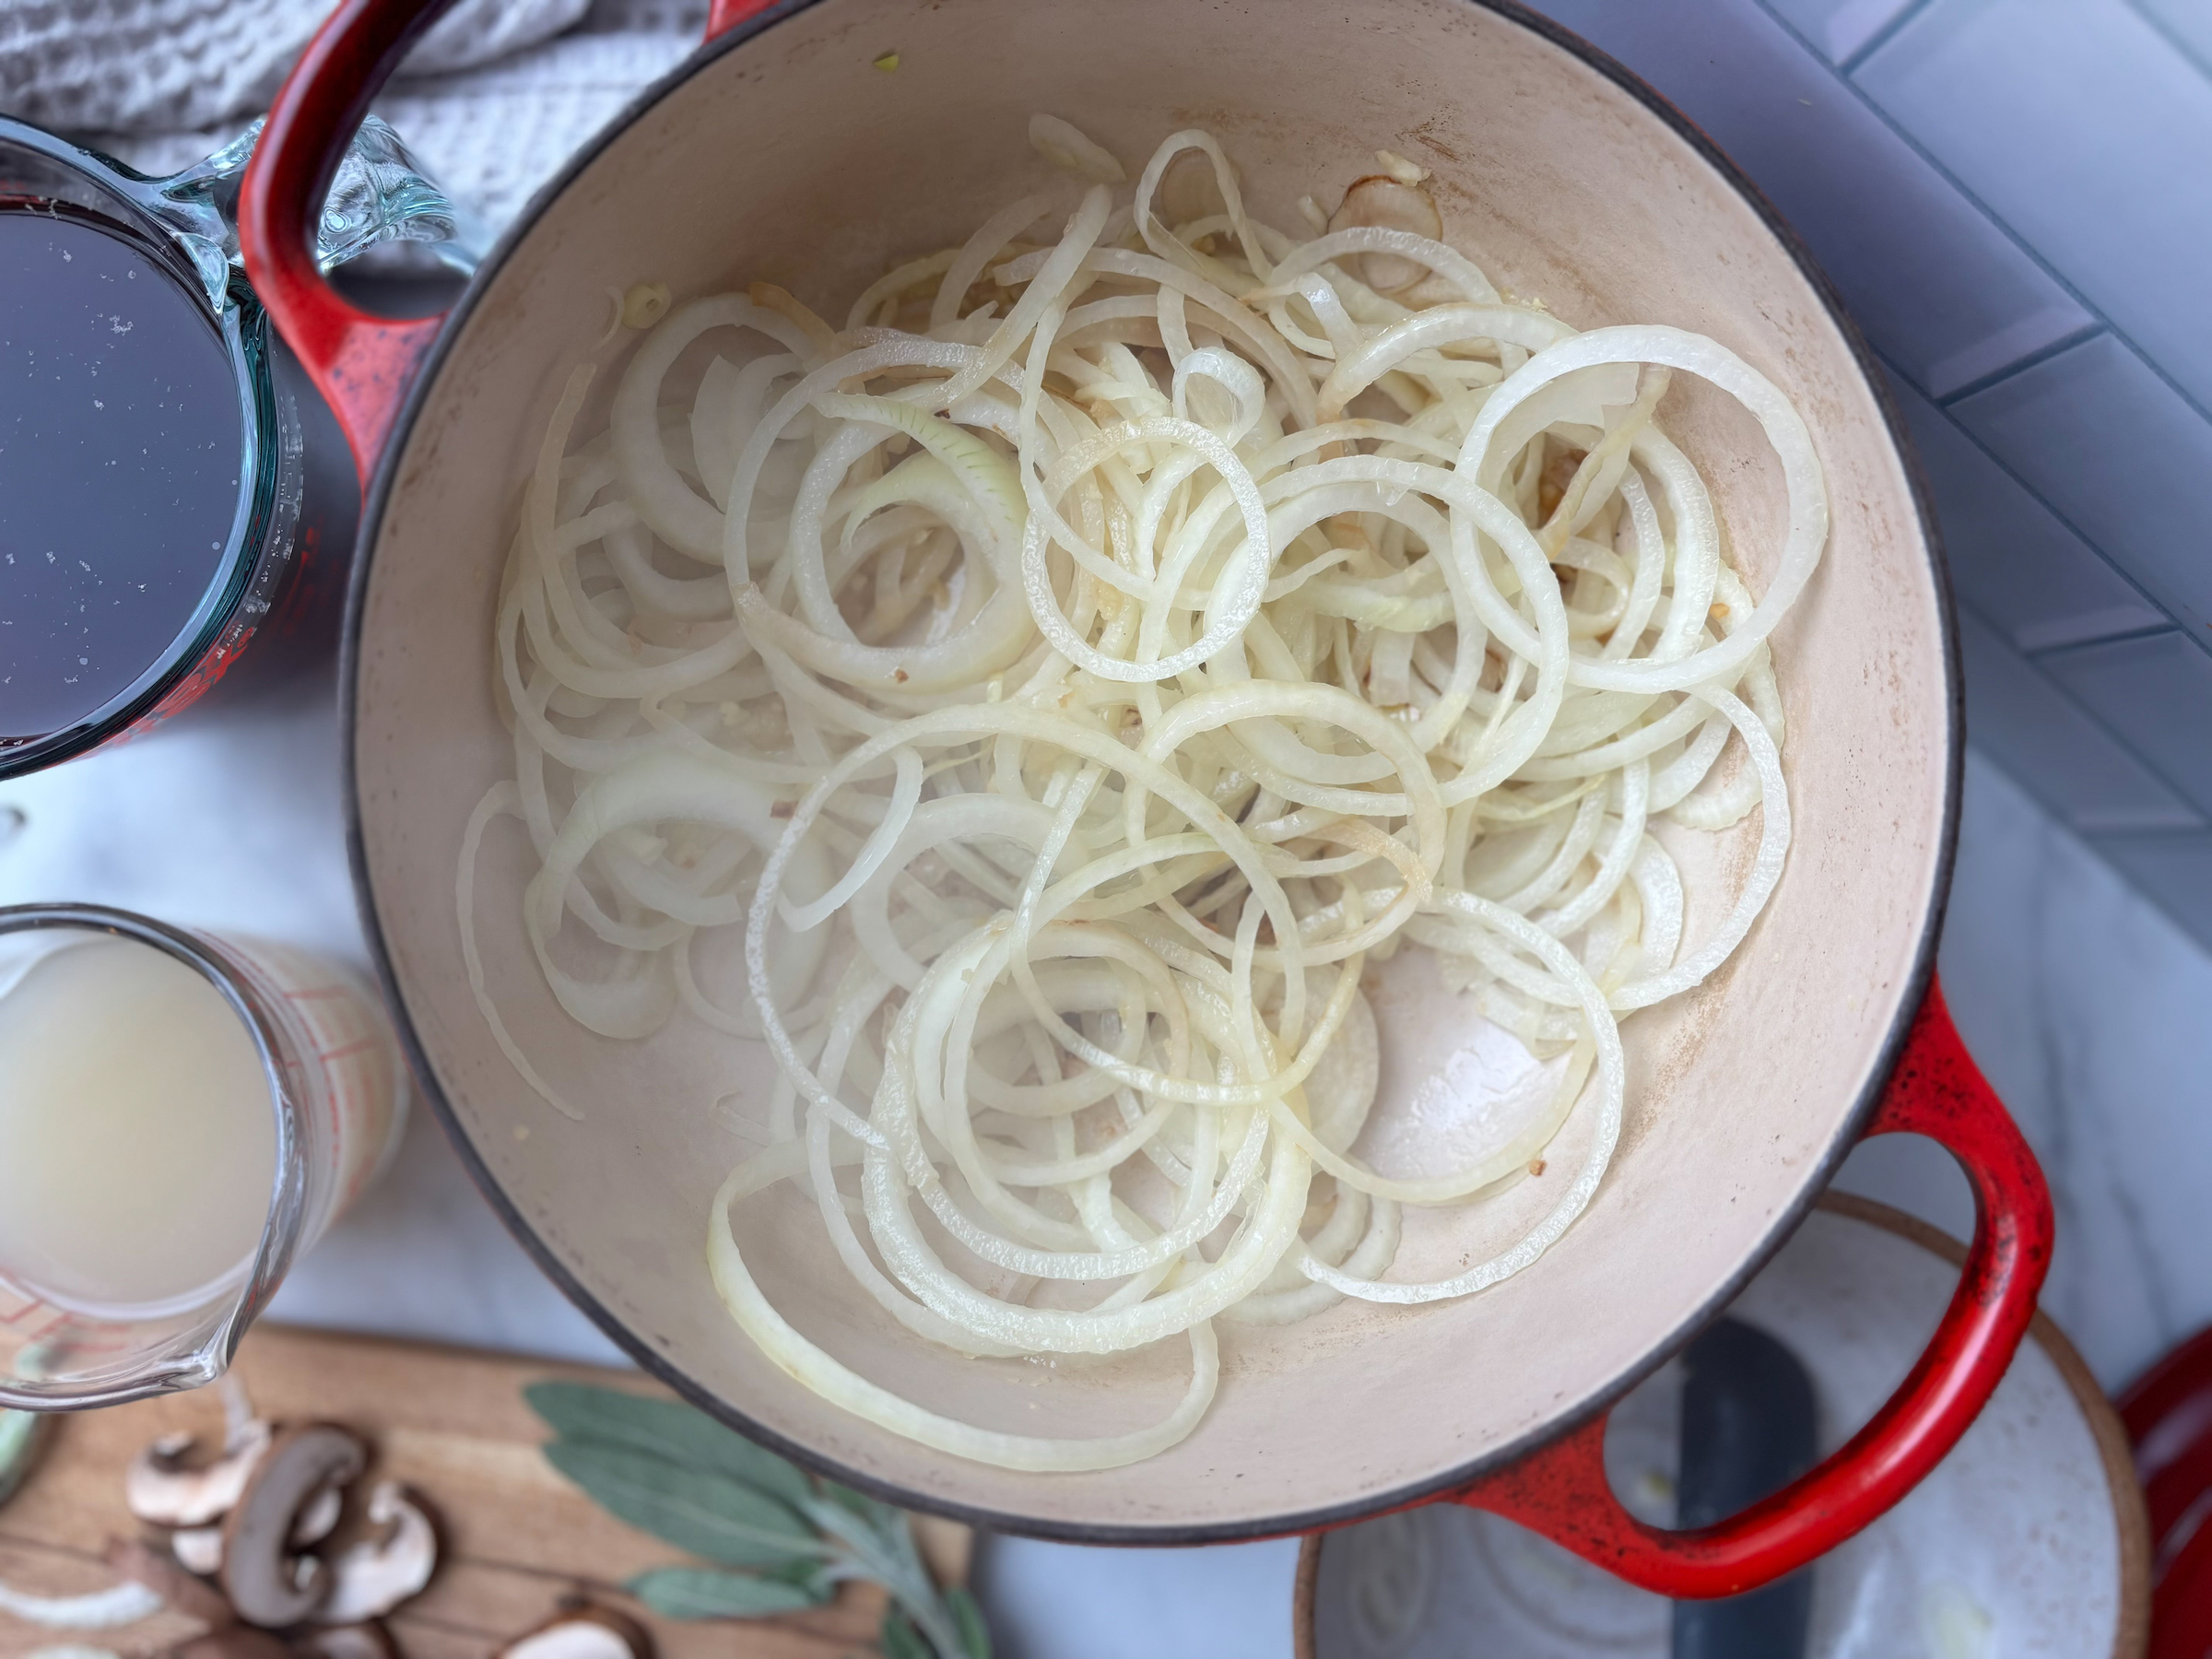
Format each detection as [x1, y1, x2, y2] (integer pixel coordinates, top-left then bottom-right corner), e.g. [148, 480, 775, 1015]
[0, 206, 245, 747]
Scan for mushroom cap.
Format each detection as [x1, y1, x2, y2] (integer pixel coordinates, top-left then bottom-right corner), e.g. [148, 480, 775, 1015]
[313, 1483, 437, 1626]
[125, 1422, 274, 1529]
[291, 1620, 401, 1659]
[172, 1626, 295, 1659]
[498, 1604, 653, 1659]
[219, 1425, 368, 1629]
[171, 1526, 226, 1578]
[291, 1486, 345, 1549]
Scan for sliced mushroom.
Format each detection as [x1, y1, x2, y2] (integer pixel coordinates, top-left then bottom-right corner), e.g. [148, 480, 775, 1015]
[172, 1628, 293, 1659]
[171, 1526, 226, 1578]
[1327, 174, 1445, 295]
[314, 1484, 436, 1625]
[102, 1537, 231, 1629]
[291, 1484, 344, 1549]
[290, 1621, 400, 1659]
[219, 1425, 367, 1628]
[125, 1421, 274, 1530]
[497, 1605, 653, 1659]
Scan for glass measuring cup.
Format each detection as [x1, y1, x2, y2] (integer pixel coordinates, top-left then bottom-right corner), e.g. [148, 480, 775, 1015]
[0, 114, 481, 781]
[0, 903, 408, 1409]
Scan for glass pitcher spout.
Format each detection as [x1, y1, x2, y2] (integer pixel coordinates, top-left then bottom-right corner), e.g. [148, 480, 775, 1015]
[152, 114, 487, 311]
[1, 112, 482, 319]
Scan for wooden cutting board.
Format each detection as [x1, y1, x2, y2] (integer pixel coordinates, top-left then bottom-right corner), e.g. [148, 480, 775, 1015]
[0, 1324, 969, 1659]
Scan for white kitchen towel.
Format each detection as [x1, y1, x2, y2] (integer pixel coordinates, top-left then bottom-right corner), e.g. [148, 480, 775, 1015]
[0, 0, 706, 237]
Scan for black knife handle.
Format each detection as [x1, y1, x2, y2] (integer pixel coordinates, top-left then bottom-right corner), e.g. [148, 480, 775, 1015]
[1670, 1318, 1819, 1659]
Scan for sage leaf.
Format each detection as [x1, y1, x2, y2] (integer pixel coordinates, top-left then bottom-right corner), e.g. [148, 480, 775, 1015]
[525, 1381, 815, 1511]
[947, 1586, 994, 1659]
[880, 1607, 934, 1659]
[0, 1410, 46, 1510]
[544, 1438, 825, 1568]
[627, 1566, 829, 1620]
[820, 1477, 898, 1526]
[529, 1385, 983, 1656]
[805, 1498, 967, 1659]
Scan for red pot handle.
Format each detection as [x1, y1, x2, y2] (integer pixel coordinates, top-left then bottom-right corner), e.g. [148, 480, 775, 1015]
[1448, 975, 2053, 1598]
[240, 0, 781, 485]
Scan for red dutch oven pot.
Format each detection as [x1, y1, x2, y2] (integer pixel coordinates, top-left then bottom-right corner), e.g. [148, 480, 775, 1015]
[241, 0, 2053, 1597]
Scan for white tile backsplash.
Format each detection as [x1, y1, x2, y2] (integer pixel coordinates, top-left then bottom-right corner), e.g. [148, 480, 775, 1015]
[2042, 629, 2212, 814]
[1884, 366, 2163, 652]
[1763, 0, 1922, 63]
[1957, 608, 2201, 831]
[1525, 0, 2093, 397]
[2135, 0, 2212, 71]
[2089, 830, 2212, 956]
[1524, 0, 2212, 1021]
[1951, 333, 2212, 640]
[1855, 0, 2212, 411]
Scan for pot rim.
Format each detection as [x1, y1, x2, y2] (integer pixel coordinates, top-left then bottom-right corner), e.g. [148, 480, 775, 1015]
[338, 0, 1961, 1545]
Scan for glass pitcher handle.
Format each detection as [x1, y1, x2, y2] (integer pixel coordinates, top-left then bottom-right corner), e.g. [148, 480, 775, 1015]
[134, 113, 485, 312]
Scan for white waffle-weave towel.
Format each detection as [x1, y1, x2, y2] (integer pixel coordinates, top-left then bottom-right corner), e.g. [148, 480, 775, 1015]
[0, 0, 707, 237]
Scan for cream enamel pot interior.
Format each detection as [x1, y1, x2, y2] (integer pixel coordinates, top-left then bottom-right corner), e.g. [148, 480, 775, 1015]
[239, 0, 2054, 1588]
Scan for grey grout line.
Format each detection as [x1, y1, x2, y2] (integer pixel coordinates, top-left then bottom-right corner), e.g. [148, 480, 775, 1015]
[1746, 0, 2062, 315]
[2090, 826, 2212, 843]
[2029, 622, 2184, 662]
[1932, 322, 2106, 408]
[1747, 0, 2212, 438]
[1608, 0, 2212, 932]
[1964, 749, 2208, 961]
[1731, 2, 2212, 677]
[1947, 285, 2212, 449]
[1867, 346, 2205, 665]
[2073, 828, 2212, 962]
[1838, 0, 1937, 74]
[2119, 0, 2212, 86]
[1981, 773, 2212, 956]
[1957, 594, 2212, 829]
